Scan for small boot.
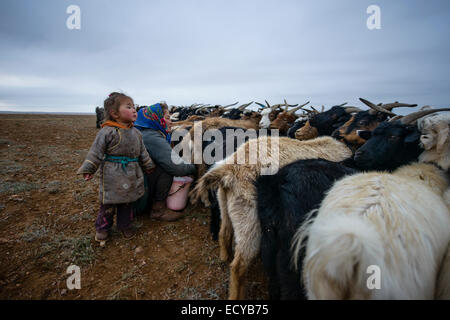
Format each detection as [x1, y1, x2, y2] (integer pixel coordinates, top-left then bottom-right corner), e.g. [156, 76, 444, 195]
[121, 228, 136, 240]
[158, 209, 184, 222]
[150, 200, 166, 219]
[95, 230, 109, 242]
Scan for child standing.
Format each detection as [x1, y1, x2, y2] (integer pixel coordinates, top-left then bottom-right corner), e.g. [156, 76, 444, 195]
[77, 92, 155, 241]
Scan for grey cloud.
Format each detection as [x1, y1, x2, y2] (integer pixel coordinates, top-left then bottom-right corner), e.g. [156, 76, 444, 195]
[0, 0, 449, 113]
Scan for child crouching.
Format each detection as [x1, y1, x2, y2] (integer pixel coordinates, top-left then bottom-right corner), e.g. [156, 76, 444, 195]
[77, 92, 155, 241]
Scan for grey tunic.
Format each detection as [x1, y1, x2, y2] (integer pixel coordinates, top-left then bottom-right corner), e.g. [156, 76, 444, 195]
[77, 126, 155, 204]
[141, 129, 196, 177]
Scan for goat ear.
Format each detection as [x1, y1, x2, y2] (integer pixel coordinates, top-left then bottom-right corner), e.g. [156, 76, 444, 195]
[357, 130, 372, 140]
[436, 123, 449, 153]
[404, 127, 421, 144]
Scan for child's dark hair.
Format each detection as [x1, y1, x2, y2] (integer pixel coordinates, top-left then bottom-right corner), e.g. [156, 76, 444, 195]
[103, 92, 134, 121]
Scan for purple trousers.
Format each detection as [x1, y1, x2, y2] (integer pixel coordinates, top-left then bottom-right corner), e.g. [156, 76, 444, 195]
[95, 203, 134, 232]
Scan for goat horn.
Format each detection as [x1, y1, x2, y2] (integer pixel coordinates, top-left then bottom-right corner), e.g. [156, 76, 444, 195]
[338, 102, 348, 107]
[302, 108, 316, 114]
[344, 106, 363, 114]
[283, 99, 288, 112]
[398, 108, 450, 124]
[270, 103, 281, 111]
[255, 102, 266, 109]
[299, 101, 310, 108]
[223, 101, 239, 108]
[287, 105, 304, 114]
[238, 101, 254, 111]
[359, 98, 396, 116]
[265, 100, 275, 110]
[389, 115, 404, 121]
[382, 101, 418, 111]
[283, 99, 298, 111]
[287, 101, 309, 114]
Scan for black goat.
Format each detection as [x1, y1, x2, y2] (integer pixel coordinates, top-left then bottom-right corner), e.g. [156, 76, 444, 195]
[221, 108, 244, 120]
[354, 120, 423, 171]
[255, 107, 449, 300]
[95, 106, 104, 128]
[308, 105, 356, 136]
[287, 119, 308, 139]
[354, 108, 450, 170]
[178, 108, 196, 121]
[331, 110, 388, 148]
[256, 159, 358, 299]
[220, 102, 253, 120]
[200, 126, 260, 240]
[331, 99, 418, 150]
[352, 110, 450, 171]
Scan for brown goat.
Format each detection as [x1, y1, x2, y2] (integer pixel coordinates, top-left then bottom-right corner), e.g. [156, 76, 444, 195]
[189, 136, 352, 299]
[295, 120, 319, 140]
[269, 112, 299, 135]
[180, 117, 259, 178]
[269, 103, 308, 135]
[241, 111, 262, 123]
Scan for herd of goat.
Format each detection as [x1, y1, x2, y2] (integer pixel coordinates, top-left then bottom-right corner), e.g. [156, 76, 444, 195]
[96, 99, 450, 300]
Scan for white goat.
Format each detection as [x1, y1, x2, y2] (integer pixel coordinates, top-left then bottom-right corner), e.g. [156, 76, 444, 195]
[292, 162, 450, 299]
[417, 110, 450, 170]
[417, 111, 450, 299]
[258, 108, 272, 129]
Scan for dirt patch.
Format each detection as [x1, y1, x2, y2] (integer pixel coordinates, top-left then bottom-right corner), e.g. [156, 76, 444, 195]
[0, 114, 267, 300]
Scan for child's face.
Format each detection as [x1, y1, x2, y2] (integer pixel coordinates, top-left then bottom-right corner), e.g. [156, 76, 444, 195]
[114, 100, 137, 123]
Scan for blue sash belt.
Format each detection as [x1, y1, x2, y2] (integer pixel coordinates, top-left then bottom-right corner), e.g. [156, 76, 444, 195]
[104, 154, 138, 171]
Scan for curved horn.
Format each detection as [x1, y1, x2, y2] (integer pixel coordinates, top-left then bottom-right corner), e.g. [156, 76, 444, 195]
[287, 105, 304, 114]
[359, 98, 396, 116]
[399, 108, 450, 125]
[284, 99, 299, 108]
[270, 103, 281, 111]
[284, 99, 298, 112]
[223, 101, 239, 109]
[389, 115, 404, 122]
[338, 102, 348, 107]
[302, 108, 316, 114]
[344, 106, 363, 114]
[299, 101, 310, 108]
[265, 100, 274, 110]
[287, 101, 309, 114]
[255, 102, 267, 109]
[382, 101, 418, 111]
[238, 101, 253, 111]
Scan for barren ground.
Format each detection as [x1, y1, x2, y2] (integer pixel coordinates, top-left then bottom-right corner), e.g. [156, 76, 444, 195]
[0, 114, 267, 300]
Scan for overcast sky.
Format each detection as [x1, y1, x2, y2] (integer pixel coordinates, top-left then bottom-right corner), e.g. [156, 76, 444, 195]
[0, 0, 449, 113]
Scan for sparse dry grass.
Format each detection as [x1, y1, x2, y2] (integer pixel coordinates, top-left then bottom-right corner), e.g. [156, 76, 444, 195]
[0, 181, 39, 194]
[0, 114, 268, 300]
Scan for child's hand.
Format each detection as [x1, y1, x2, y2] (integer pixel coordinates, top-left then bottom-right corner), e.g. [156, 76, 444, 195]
[84, 173, 93, 181]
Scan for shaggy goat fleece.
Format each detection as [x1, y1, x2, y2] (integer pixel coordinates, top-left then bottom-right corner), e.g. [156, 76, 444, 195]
[417, 112, 450, 171]
[189, 136, 352, 299]
[417, 113, 450, 299]
[293, 163, 450, 300]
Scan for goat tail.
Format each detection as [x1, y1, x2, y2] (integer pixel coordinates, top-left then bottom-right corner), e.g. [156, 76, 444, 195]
[188, 163, 229, 207]
[293, 213, 383, 299]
